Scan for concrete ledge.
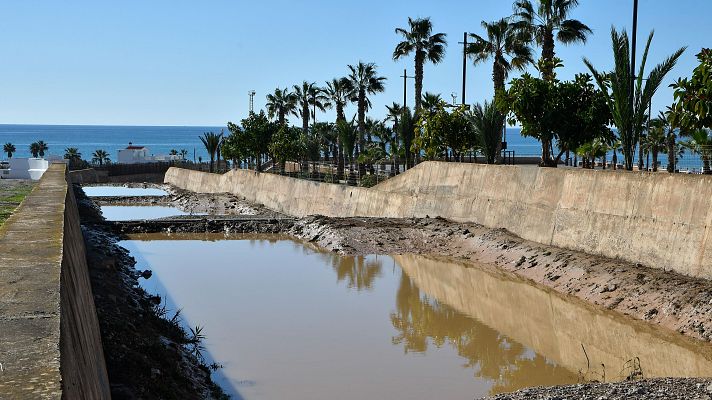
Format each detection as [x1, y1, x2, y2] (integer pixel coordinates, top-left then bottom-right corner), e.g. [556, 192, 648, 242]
[166, 162, 712, 279]
[0, 164, 110, 399]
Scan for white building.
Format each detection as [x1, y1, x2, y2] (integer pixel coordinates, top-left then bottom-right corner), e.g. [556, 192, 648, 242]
[117, 143, 184, 164]
[118, 143, 151, 164]
[0, 157, 56, 180]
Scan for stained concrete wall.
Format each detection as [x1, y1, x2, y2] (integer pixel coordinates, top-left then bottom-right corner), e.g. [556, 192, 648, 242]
[0, 164, 110, 399]
[165, 162, 712, 278]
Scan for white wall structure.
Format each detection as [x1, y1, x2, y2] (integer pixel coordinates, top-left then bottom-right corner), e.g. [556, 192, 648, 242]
[1, 158, 51, 180]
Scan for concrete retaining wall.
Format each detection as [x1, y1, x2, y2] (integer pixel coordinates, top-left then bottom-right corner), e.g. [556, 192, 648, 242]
[165, 162, 712, 278]
[0, 164, 110, 399]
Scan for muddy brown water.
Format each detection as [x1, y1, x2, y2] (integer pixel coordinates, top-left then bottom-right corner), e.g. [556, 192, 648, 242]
[119, 233, 712, 399]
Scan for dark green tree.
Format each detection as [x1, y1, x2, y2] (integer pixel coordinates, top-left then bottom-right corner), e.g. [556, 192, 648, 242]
[3, 143, 16, 158]
[471, 101, 505, 164]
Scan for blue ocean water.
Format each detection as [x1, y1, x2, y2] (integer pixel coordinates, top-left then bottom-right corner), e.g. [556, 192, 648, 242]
[0, 124, 226, 162]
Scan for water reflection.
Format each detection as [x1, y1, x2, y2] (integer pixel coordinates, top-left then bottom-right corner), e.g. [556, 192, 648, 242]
[101, 205, 201, 221]
[391, 272, 575, 394]
[119, 235, 712, 399]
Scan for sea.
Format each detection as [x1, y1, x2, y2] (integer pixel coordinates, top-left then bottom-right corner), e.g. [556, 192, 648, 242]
[0, 124, 701, 170]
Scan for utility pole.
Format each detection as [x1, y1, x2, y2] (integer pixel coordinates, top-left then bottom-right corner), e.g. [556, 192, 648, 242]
[458, 32, 468, 105]
[629, 0, 638, 170]
[248, 90, 256, 114]
[400, 69, 414, 109]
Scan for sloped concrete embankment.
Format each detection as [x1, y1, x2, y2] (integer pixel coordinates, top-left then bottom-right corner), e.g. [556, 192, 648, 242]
[165, 162, 712, 279]
[0, 164, 110, 399]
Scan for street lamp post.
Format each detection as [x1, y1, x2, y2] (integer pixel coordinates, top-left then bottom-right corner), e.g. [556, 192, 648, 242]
[629, 0, 639, 171]
[400, 69, 415, 110]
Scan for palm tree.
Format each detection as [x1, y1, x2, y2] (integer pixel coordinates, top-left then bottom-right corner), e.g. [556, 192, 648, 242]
[29, 142, 40, 158]
[36, 141, 48, 157]
[393, 17, 447, 114]
[385, 103, 403, 174]
[200, 131, 223, 173]
[645, 118, 667, 172]
[513, 0, 592, 81]
[468, 18, 533, 162]
[468, 18, 534, 93]
[266, 88, 297, 126]
[347, 62, 387, 156]
[421, 92, 443, 114]
[179, 149, 189, 160]
[471, 101, 505, 164]
[325, 77, 355, 178]
[91, 149, 110, 166]
[293, 81, 330, 133]
[64, 147, 81, 161]
[584, 29, 685, 171]
[3, 143, 16, 159]
[683, 129, 712, 174]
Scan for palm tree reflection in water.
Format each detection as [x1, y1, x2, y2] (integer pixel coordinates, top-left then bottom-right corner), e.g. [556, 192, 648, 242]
[390, 273, 570, 395]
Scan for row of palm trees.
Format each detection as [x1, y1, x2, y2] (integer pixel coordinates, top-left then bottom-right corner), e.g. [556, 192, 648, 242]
[255, 1, 594, 171]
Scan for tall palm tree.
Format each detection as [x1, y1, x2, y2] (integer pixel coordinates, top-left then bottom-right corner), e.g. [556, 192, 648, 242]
[293, 81, 330, 132]
[325, 77, 354, 124]
[179, 149, 189, 160]
[3, 143, 16, 158]
[468, 18, 534, 93]
[36, 141, 48, 157]
[347, 62, 387, 156]
[325, 77, 355, 178]
[468, 18, 533, 162]
[471, 101, 505, 164]
[393, 17, 447, 114]
[266, 88, 297, 126]
[513, 0, 592, 81]
[584, 28, 685, 171]
[421, 92, 443, 114]
[385, 102, 403, 174]
[200, 131, 223, 173]
[91, 149, 110, 166]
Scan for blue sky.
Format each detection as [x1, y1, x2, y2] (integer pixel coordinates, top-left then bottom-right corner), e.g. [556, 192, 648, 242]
[0, 0, 708, 126]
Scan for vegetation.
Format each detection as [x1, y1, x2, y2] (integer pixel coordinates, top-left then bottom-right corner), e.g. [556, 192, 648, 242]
[513, 0, 592, 81]
[682, 129, 712, 174]
[0, 182, 34, 226]
[500, 73, 612, 166]
[670, 49, 712, 131]
[416, 104, 477, 161]
[393, 17, 447, 114]
[266, 87, 297, 126]
[29, 141, 49, 158]
[584, 28, 685, 170]
[3, 143, 16, 158]
[199, 131, 223, 173]
[91, 149, 111, 166]
[471, 101, 505, 164]
[347, 62, 386, 157]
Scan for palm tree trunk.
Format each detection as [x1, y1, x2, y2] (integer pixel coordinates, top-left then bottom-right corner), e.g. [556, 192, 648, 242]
[637, 140, 644, 171]
[667, 135, 676, 173]
[414, 52, 424, 114]
[302, 103, 309, 133]
[652, 150, 658, 172]
[541, 28, 556, 81]
[493, 63, 506, 164]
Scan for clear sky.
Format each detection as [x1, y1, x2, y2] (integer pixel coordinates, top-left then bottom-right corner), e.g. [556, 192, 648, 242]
[0, 0, 708, 126]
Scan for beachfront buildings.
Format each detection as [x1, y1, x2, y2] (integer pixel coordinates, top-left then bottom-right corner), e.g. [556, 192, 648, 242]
[117, 143, 183, 164]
